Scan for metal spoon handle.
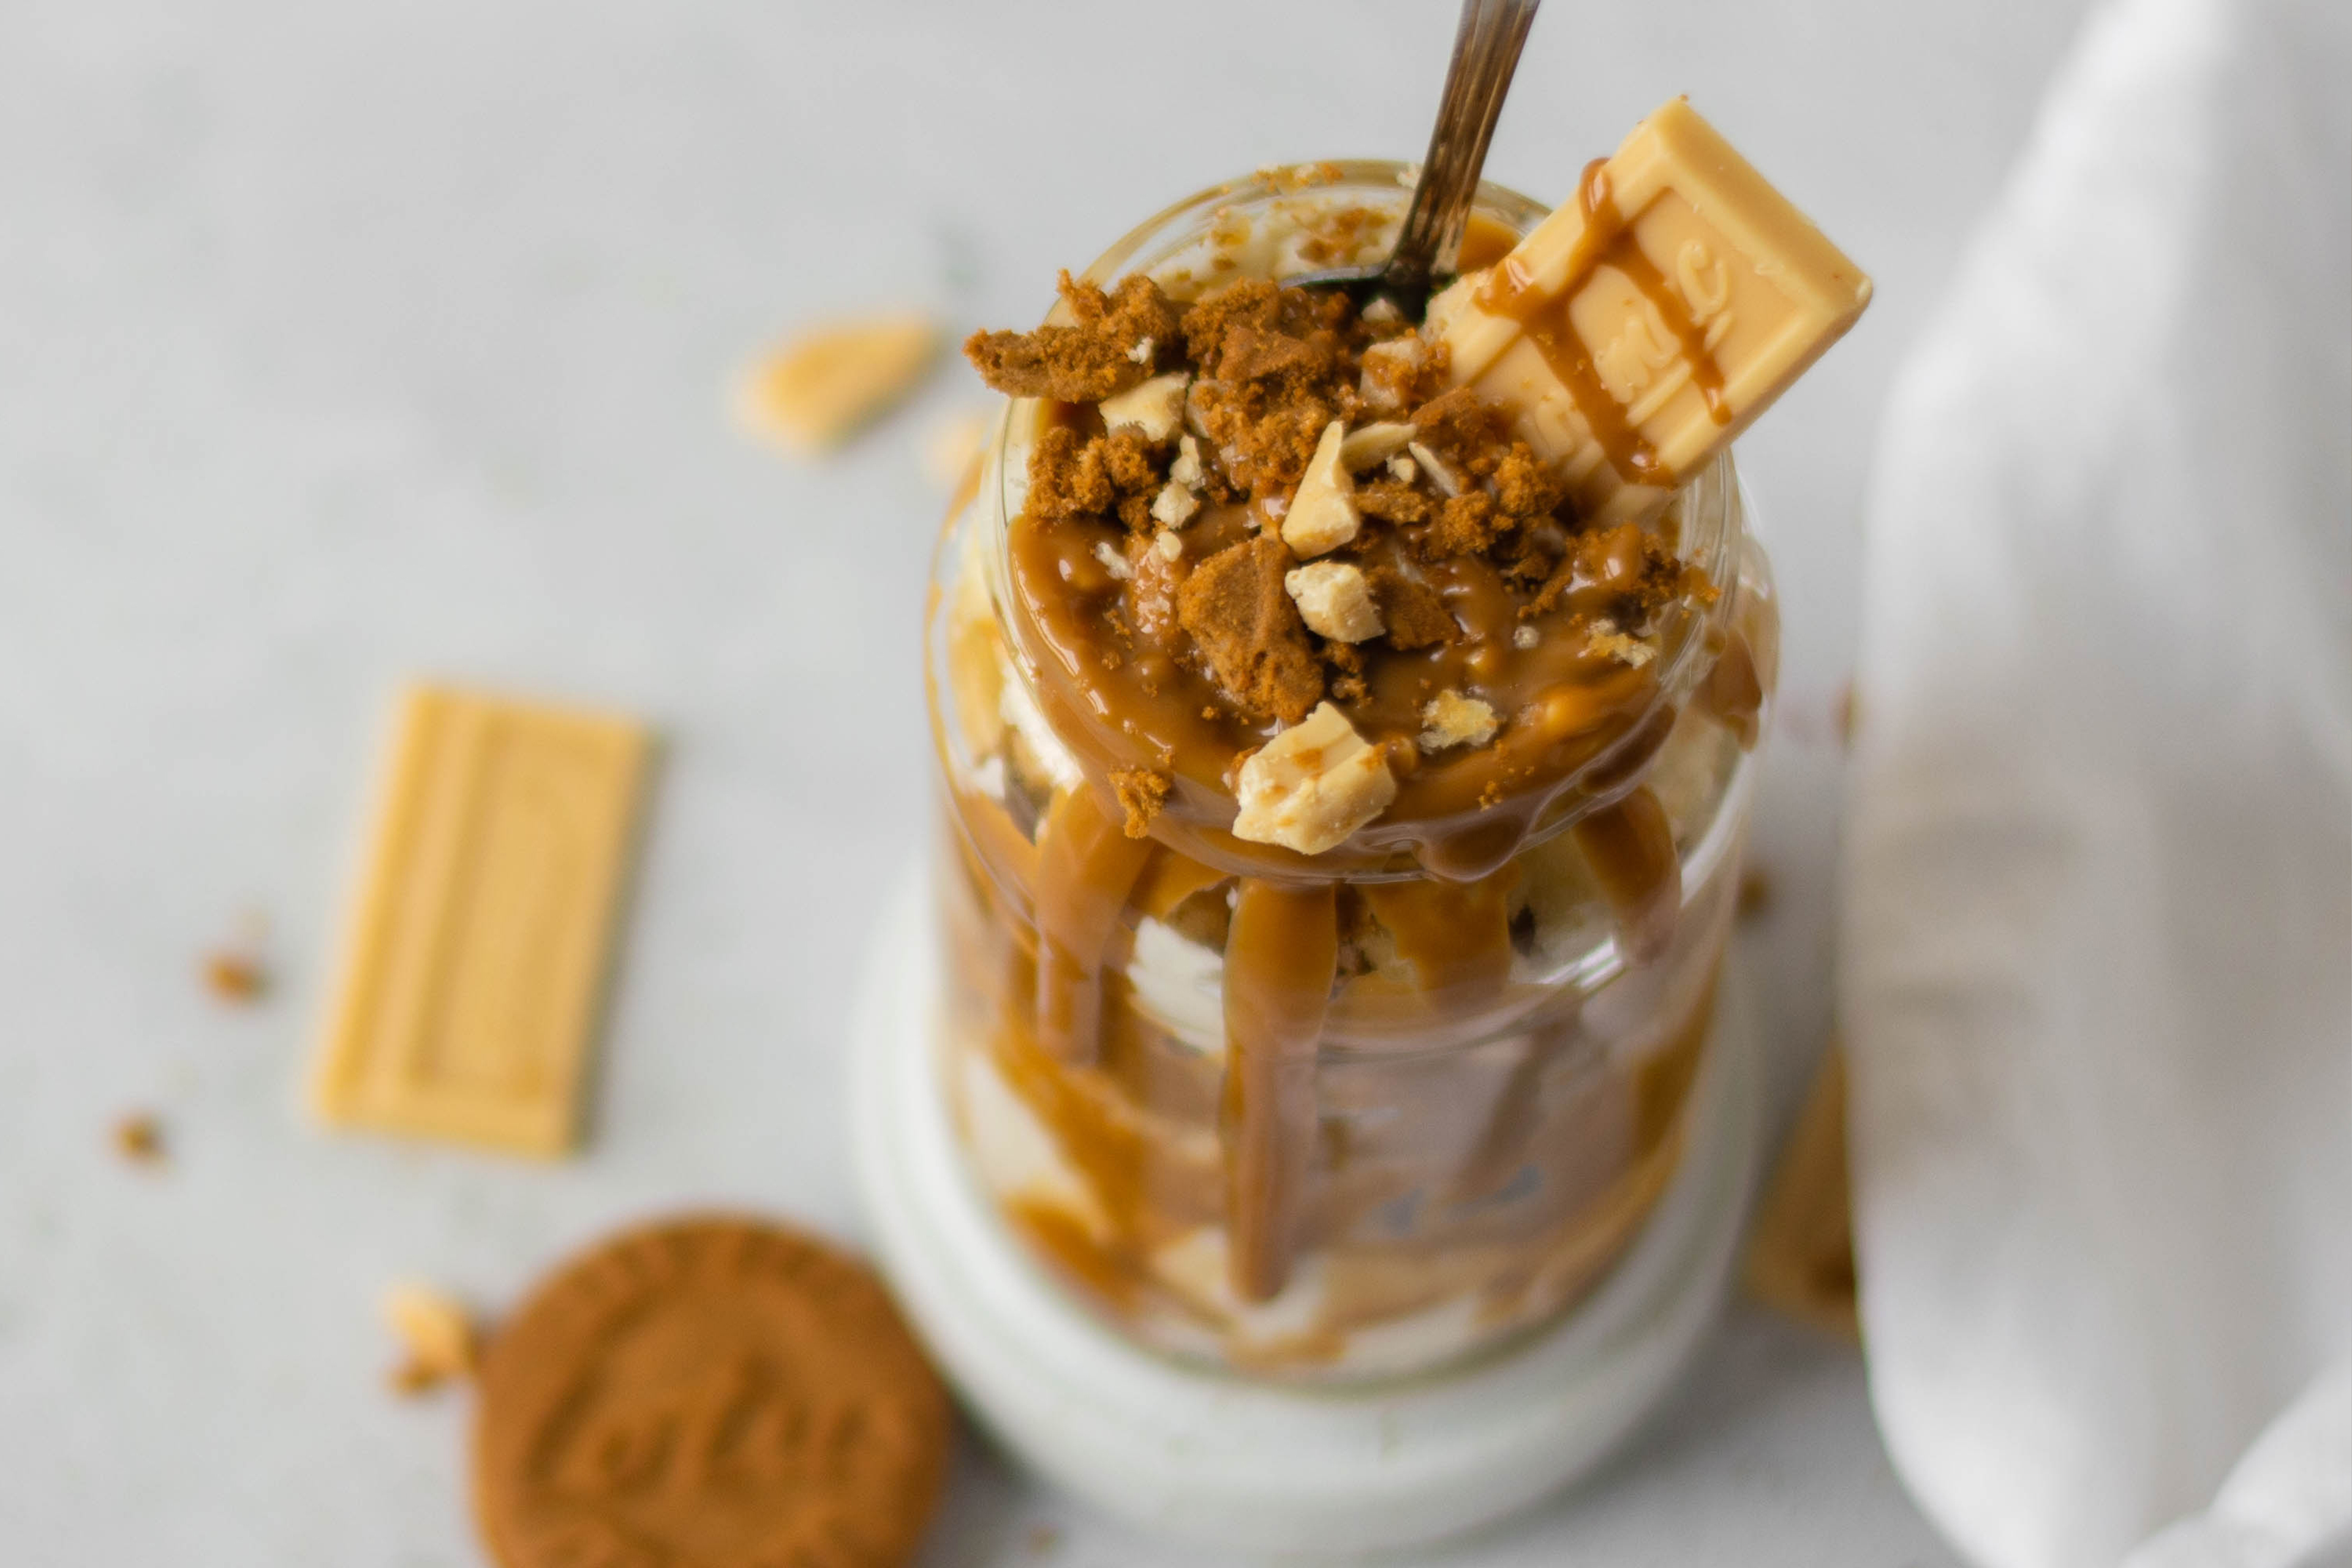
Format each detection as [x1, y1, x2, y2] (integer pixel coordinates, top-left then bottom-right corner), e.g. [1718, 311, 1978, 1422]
[1388, 0, 1542, 298]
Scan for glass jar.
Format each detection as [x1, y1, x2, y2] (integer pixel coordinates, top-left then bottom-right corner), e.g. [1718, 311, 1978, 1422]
[922, 164, 1778, 1382]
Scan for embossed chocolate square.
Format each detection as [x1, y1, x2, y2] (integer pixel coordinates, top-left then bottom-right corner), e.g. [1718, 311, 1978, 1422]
[1428, 97, 1873, 522]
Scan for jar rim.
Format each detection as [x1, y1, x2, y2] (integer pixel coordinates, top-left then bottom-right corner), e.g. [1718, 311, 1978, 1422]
[976, 160, 1746, 881]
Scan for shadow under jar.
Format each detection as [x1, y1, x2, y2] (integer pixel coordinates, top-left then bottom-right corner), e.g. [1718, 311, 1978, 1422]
[923, 164, 1778, 1382]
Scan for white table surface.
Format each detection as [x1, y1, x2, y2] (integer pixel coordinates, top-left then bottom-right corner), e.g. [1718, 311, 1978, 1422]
[0, 1, 2095, 1561]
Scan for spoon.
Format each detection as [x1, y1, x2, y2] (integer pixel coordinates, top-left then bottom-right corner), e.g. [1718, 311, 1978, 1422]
[1293, 0, 1542, 320]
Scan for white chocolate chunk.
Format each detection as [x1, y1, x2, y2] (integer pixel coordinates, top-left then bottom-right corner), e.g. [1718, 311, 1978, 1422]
[1153, 529, 1184, 561]
[1170, 433, 1207, 489]
[1232, 703, 1397, 855]
[1091, 540, 1133, 580]
[1387, 453, 1418, 484]
[1408, 441, 1463, 497]
[1419, 690, 1499, 751]
[1283, 561, 1384, 643]
[1280, 421, 1360, 557]
[1588, 619, 1654, 666]
[1360, 296, 1406, 326]
[1151, 480, 1201, 527]
[1100, 371, 1188, 442]
[1512, 624, 1540, 649]
[1126, 336, 1156, 364]
[1338, 421, 1415, 471]
[1358, 336, 1427, 414]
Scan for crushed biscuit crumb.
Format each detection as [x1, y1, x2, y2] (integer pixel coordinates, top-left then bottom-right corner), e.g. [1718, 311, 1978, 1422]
[112, 1112, 165, 1166]
[966, 273, 1181, 401]
[203, 951, 267, 1003]
[1109, 768, 1172, 838]
[1176, 536, 1324, 724]
[1366, 566, 1455, 650]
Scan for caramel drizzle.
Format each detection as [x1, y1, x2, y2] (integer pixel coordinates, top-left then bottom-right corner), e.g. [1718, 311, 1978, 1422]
[1030, 785, 1155, 1065]
[1567, 785, 1683, 965]
[1222, 878, 1337, 1303]
[1476, 156, 1734, 485]
[1607, 231, 1732, 427]
[1697, 627, 1765, 751]
[1359, 868, 1518, 1011]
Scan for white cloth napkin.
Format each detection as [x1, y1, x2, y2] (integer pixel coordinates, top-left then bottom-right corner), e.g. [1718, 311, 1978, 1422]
[1839, 0, 2352, 1565]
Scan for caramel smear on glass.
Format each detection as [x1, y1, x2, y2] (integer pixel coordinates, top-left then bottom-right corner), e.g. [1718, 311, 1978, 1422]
[1223, 879, 1338, 1302]
[1030, 785, 1155, 1065]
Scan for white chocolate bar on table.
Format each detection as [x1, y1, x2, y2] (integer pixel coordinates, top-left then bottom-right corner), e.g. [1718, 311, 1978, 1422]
[1428, 97, 1872, 522]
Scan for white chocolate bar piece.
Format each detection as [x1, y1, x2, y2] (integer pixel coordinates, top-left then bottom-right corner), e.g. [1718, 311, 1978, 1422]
[1428, 98, 1872, 521]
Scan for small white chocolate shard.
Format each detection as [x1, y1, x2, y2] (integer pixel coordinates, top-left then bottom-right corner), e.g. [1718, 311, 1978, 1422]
[1232, 703, 1397, 855]
[1091, 540, 1133, 580]
[1126, 336, 1156, 365]
[1170, 433, 1207, 489]
[1099, 371, 1188, 442]
[1408, 441, 1463, 497]
[1283, 561, 1384, 643]
[1153, 529, 1184, 562]
[1387, 453, 1418, 484]
[736, 313, 938, 452]
[1588, 620, 1654, 666]
[1358, 336, 1428, 414]
[1280, 421, 1360, 557]
[384, 1281, 477, 1394]
[1338, 421, 1415, 471]
[1513, 624, 1540, 649]
[1427, 97, 1872, 522]
[1150, 480, 1201, 528]
[1419, 690, 1499, 751]
[1360, 296, 1406, 326]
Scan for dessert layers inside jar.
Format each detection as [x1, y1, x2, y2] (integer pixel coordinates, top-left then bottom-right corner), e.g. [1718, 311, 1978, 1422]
[924, 173, 1777, 1378]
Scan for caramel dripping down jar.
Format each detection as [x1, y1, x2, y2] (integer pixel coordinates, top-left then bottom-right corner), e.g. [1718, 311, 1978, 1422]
[919, 165, 1777, 1387]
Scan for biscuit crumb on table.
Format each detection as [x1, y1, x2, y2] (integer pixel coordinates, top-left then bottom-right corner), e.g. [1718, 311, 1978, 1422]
[111, 1112, 165, 1166]
[202, 950, 268, 1002]
[383, 1281, 480, 1396]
